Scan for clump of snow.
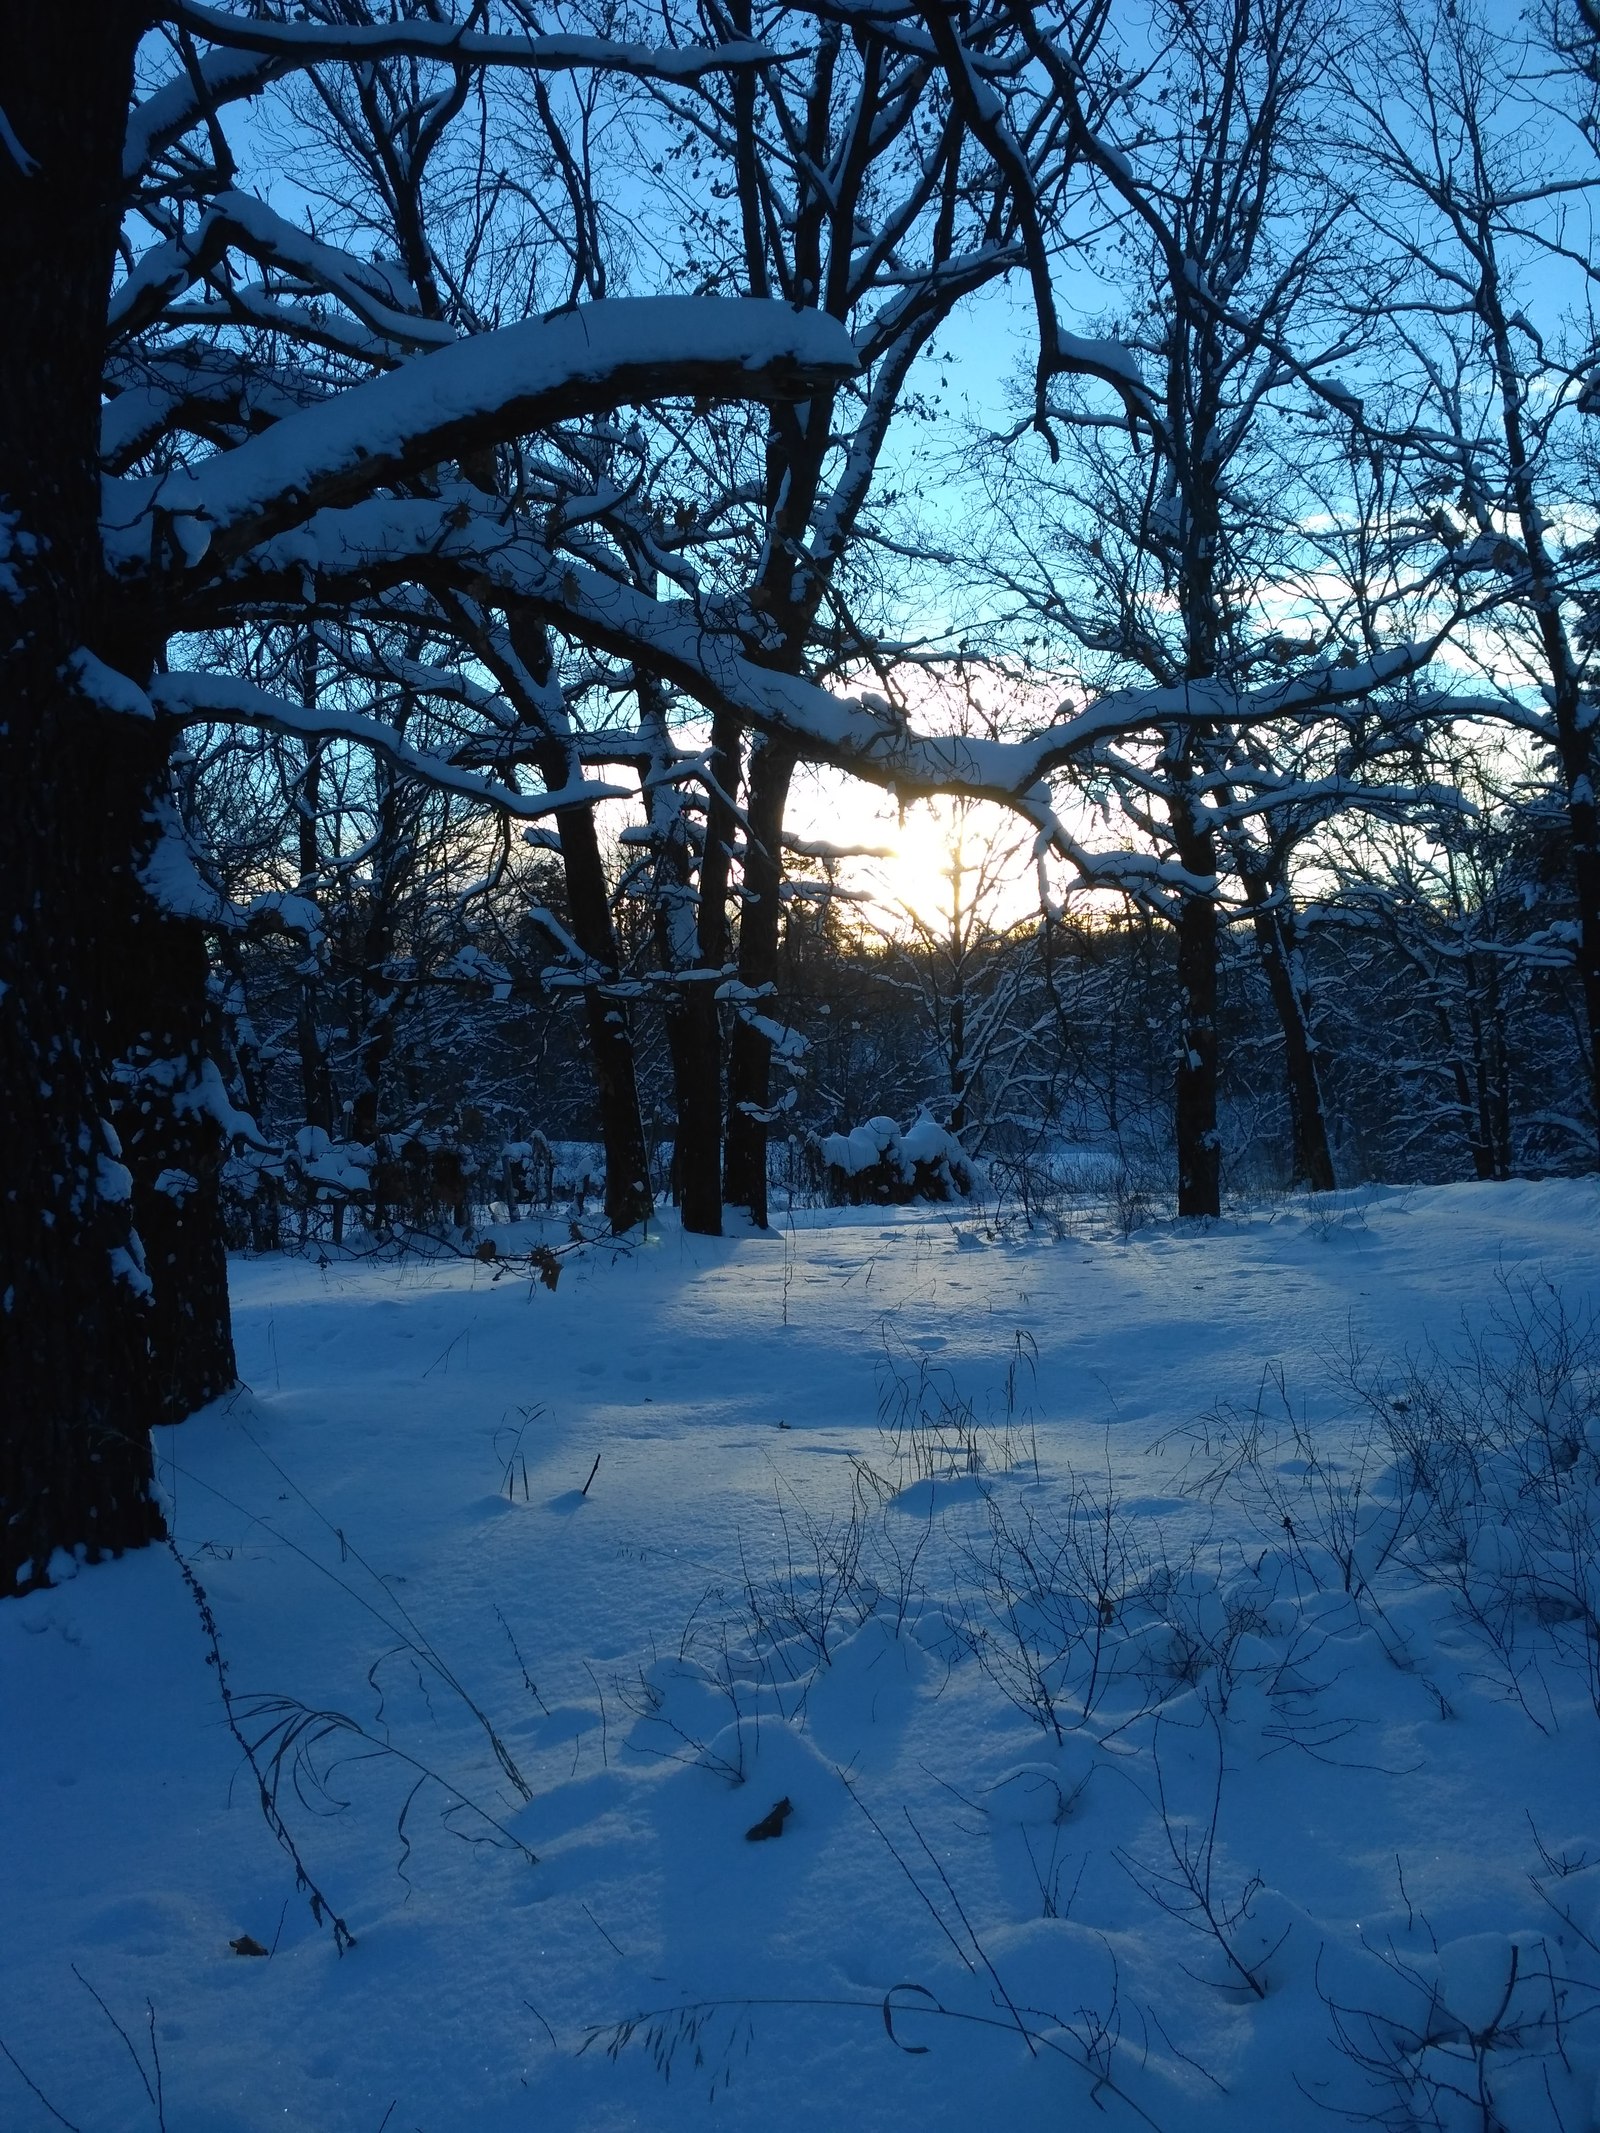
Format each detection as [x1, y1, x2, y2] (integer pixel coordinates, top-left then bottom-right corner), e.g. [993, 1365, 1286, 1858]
[816, 1111, 979, 1204]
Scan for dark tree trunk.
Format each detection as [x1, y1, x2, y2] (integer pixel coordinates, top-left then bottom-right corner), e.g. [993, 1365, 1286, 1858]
[1554, 726, 1600, 1161]
[949, 988, 969, 1139]
[673, 708, 743, 1234]
[643, 713, 725, 1236]
[293, 642, 335, 1137]
[548, 788, 652, 1234]
[1241, 869, 1336, 1193]
[347, 867, 400, 1152]
[1476, 249, 1600, 1163]
[501, 617, 652, 1234]
[1170, 793, 1221, 1218]
[724, 738, 797, 1226]
[101, 667, 238, 1422]
[1, 5, 176, 1592]
[1173, 881, 1221, 1217]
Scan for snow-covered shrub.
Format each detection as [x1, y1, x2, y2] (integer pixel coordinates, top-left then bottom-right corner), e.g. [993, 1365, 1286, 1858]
[499, 1132, 556, 1216]
[372, 1128, 477, 1234]
[221, 1128, 377, 1249]
[1352, 1279, 1600, 1717]
[815, 1112, 979, 1205]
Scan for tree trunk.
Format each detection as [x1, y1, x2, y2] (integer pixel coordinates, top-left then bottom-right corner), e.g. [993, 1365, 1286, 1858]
[724, 737, 797, 1226]
[502, 617, 652, 1235]
[1173, 884, 1221, 1217]
[1240, 870, 1336, 1192]
[640, 684, 724, 1234]
[1170, 795, 1221, 1218]
[101, 676, 238, 1422]
[674, 709, 743, 1233]
[546, 787, 652, 1234]
[293, 642, 335, 1137]
[1, 5, 175, 1592]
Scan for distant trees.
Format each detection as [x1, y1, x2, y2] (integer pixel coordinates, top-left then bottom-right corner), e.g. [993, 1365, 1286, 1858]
[1333, 0, 1600, 1161]
[972, 0, 1405, 1210]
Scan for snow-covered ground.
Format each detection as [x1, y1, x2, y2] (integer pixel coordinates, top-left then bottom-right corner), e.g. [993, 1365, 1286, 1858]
[7, 1179, 1600, 2132]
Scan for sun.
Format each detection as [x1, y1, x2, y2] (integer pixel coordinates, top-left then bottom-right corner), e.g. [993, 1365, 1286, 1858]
[784, 769, 1044, 935]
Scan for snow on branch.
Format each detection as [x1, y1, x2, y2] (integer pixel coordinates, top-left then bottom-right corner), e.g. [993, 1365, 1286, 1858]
[101, 346, 311, 472]
[107, 299, 859, 570]
[109, 189, 455, 350]
[149, 670, 628, 820]
[202, 497, 1442, 817]
[167, 3, 774, 80]
[123, 46, 284, 181]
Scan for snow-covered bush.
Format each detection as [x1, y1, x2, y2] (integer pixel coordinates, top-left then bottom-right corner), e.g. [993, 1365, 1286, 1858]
[221, 1128, 377, 1249]
[814, 1113, 980, 1205]
[371, 1129, 478, 1234]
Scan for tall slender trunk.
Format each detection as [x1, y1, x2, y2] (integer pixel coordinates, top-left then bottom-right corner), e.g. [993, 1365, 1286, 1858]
[293, 640, 334, 1136]
[724, 738, 797, 1225]
[546, 781, 652, 1234]
[640, 683, 723, 1234]
[1240, 868, 1336, 1192]
[1172, 857, 1221, 1218]
[673, 709, 742, 1232]
[1, 5, 177, 1590]
[949, 987, 969, 1137]
[505, 617, 652, 1234]
[1477, 238, 1600, 1159]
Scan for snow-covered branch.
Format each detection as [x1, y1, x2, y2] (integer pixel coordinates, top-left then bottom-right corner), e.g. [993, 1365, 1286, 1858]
[167, 3, 775, 80]
[149, 669, 629, 820]
[105, 299, 859, 570]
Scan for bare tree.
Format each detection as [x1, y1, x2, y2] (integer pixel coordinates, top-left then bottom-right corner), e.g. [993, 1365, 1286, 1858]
[977, 0, 1374, 1208]
[1337, 0, 1600, 1158]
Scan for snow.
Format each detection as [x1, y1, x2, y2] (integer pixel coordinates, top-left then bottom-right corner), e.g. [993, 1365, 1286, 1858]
[172, 3, 774, 80]
[107, 301, 858, 567]
[5, 1179, 1600, 2131]
[151, 670, 632, 826]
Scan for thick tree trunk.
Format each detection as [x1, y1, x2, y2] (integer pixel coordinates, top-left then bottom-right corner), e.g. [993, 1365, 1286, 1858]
[1477, 252, 1600, 1163]
[724, 738, 797, 1227]
[1548, 700, 1600, 1161]
[1, 5, 175, 1591]
[293, 645, 335, 1138]
[101, 684, 238, 1422]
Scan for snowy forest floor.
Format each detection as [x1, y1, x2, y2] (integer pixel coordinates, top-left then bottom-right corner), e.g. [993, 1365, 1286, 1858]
[8, 1179, 1600, 2132]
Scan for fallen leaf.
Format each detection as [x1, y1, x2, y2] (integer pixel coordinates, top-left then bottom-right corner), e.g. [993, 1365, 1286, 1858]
[745, 1797, 793, 1842]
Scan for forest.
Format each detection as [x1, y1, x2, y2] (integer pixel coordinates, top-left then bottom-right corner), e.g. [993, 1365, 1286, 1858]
[8, 4, 1600, 2130]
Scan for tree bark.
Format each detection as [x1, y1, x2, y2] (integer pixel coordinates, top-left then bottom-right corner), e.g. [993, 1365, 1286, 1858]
[543, 776, 653, 1235]
[673, 708, 742, 1233]
[640, 681, 724, 1234]
[1172, 863, 1222, 1218]
[1240, 869, 1337, 1192]
[101, 672, 238, 1422]
[1, 5, 176, 1591]
[292, 641, 335, 1138]
[503, 616, 653, 1234]
[724, 737, 797, 1226]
